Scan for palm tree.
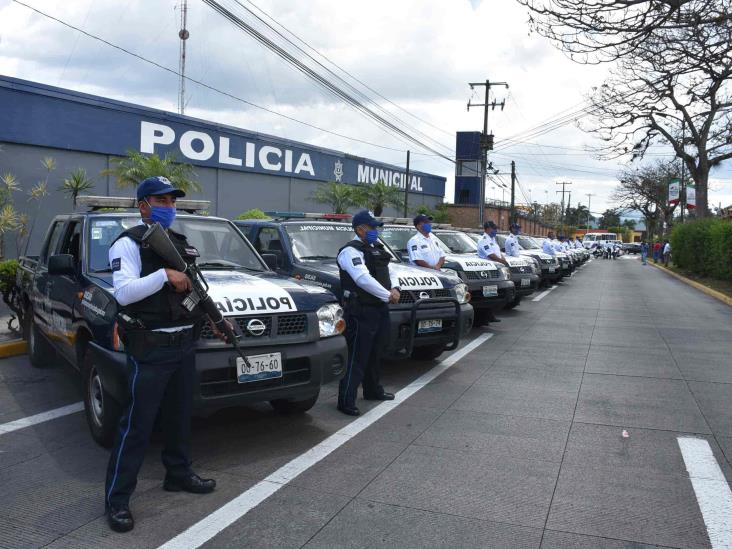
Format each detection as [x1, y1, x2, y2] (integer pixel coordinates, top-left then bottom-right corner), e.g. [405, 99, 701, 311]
[59, 168, 95, 208]
[0, 205, 19, 259]
[355, 180, 404, 217]
[103, 150, 201, 194]
[311, 181, 358, 214]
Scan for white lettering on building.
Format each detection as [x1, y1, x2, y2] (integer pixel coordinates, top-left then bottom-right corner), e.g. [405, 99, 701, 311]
[356, 163, 423, 192]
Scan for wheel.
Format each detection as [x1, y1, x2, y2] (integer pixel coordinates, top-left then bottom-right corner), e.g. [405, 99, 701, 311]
[25, 306, 53, 368]
[82, 349, 122, 448]
[410, 344, 446, 361]
[504, 295, 522, 310]
[269, 391, 320, 414]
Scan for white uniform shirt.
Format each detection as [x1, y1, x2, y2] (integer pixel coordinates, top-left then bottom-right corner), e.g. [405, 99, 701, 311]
[542, 238, 556, 256]
[504, 233, 520, 257]
[663, 243, 671, 254]
[407, 232, 445, 267]
[109, 228, 196, 332]
[336, 237, 392, 303]
[476, 233, 503, 260]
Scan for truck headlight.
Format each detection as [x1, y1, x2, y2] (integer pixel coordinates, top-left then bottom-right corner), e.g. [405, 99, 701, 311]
[317, 303, 346, 337]
[454, 283, 470, 304]
[500, 266, 511, 280]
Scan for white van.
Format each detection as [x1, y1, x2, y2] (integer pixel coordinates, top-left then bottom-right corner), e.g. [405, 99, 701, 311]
[582, 232, 618, 249]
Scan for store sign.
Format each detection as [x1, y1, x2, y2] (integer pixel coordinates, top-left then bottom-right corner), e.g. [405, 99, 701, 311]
[669, 178, 680, 205]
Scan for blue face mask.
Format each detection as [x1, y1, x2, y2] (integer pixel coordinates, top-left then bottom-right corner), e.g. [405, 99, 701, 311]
[490, 229, 498, 238]
[147, 201, 176, 229]
[365, 229, 379, 244]
[422, 223, 432, 233]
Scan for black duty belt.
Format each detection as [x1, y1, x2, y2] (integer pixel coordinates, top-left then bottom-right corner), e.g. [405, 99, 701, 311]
[141, 328, 196, 347]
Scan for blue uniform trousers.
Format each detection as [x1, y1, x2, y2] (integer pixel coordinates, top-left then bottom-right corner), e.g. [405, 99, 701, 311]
[338, 301, 389, 408]
[105, 342, 195, 508]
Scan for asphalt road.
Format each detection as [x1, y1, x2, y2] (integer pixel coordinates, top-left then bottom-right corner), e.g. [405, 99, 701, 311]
[2, 255, 732, 548]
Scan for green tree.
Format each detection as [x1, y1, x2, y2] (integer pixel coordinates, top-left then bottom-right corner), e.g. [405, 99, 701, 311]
[103, 150, 200, 194]
[622, 218, 637, 230]
[311, 181, 358, 214]
[599, 208, 621, 229]
[354, 180, 405, 217]
[59, 168, 95, 208]
[0, 205, 19, 259]
[236, 208, 270, 220]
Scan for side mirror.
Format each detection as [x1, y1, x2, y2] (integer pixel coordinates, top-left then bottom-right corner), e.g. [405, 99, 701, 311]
[260, 253, 278, 271]
[48, 254, 77, 276]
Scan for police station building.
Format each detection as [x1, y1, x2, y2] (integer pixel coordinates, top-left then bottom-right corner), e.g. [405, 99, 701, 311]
[0, 76, 446, 256]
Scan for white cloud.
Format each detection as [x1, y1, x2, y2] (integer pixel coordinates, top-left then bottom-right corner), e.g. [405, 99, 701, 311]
[1, 0, 731, 212]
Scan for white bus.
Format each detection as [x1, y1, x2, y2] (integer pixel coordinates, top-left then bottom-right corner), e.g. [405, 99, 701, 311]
[582, 232, 619, 249]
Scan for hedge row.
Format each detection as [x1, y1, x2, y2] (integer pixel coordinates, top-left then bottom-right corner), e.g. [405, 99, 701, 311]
[671, 219, 732, 280]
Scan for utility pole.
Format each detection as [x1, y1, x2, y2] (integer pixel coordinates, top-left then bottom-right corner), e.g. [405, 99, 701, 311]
[178, 0, 190, 115]
[403, 150, 410, 217]
[680, 118, 686, 223]
[510, 160, 516, 225]
[586, 193, 595, 229]
[556, 180, 572, 235]
[467, 79, 508, 227]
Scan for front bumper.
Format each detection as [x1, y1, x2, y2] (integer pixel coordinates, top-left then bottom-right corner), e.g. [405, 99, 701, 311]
[90, 336, 348, 412]
[465, 279, 515, 311]
[386, 301, 474, 356]
[510, 273, 540, 297]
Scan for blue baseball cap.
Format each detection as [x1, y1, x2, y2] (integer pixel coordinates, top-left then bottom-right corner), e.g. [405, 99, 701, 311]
[136, 176, 186, 201]
[413, 214, 433, 226]
[510, 223, 521, 231]
[483, 221, 498, 230]
[351, 210, 383, 229]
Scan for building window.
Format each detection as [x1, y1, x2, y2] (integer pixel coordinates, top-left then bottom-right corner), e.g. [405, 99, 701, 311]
[457, 160, 480, 177]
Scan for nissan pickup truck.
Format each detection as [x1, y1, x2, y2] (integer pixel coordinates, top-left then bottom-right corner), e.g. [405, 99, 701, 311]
[234, 217, 474, 361]
[17, 199, 348, 447]
[379, 225, 516, 321]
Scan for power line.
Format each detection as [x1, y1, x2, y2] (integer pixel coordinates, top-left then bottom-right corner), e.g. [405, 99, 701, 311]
[12, 0, 450, 159]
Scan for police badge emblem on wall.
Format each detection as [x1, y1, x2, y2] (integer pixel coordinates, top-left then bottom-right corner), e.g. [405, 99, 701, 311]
[333, 160, 343, 182]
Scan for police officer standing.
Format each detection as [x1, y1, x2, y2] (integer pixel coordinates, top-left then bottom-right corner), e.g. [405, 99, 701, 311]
[477, 221, 509, 266]
[543, 231, 557, 256]
[504, 223, 521, 257]
[407, 214, 445, 270]
[336, 210, 400, 416]
[105, 177, 217, 533]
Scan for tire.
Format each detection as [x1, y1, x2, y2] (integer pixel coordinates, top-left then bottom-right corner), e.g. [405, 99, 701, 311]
[25, 306, 53, 368]
[504, 295, 522, 310]
[410, 344, 446, 361]
[269, 391, 320, 414]
[82, 349, 122, 448]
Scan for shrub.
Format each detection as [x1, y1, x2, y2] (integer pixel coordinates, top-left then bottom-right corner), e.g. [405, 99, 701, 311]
[671, 219, 732, 280]
[236, 208, 270, 220]
[0, 259, 23, 331]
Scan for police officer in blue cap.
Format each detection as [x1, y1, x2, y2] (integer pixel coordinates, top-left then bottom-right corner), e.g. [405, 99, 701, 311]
[505, 223, 521, 257]
[336, 210, 401, 416]
[104, 177, 218, 533]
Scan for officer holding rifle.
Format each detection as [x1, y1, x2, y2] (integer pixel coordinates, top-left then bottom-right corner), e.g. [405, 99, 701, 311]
[105, 177, 223, 533]
[336, 210, 400, 416]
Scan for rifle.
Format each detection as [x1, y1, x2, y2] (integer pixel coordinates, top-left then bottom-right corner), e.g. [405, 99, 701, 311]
[140, 222, 251, 368]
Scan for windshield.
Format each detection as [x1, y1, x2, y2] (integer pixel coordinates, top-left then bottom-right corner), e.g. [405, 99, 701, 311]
[87, 216, 265, 273]
[517, 236, 539, 249]
[466, 233, 480, 243]
[381, 227, 451, 254]
[283, 222, 398, 262]
[434, 232, 477, 254]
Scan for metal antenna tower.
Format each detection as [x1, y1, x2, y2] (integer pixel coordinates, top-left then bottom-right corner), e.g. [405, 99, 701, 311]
[178, 0, 190, 115]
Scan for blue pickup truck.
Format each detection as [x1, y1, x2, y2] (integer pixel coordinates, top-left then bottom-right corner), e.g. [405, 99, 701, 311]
[234, 217, 474, 361]
[17, 201, 348, 447]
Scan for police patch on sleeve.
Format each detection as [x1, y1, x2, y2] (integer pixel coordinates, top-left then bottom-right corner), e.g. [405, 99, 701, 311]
[111, 257, 121, 271]
[352, 257, 363, 266]
[483, 245, 490, 250]
[184, 246, 200, 257]
[411, 245, 417, 251]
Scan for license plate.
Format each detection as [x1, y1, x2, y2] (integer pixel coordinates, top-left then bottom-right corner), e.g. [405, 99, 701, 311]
[237, 352, 282, 383]
[483, 285, 498, 297]
[418, 319, 442, 333]
[548, 267, 556, 273]
[521, 278, 531, 287]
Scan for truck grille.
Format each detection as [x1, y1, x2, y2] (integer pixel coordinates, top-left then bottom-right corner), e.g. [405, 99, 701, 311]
[465, 270, 500, 280]
[200, 313, 308, 340]
[398, 288, 452, 304]
[510, 266, 532, 274]
[540, 258, 556, 265]
[199, 357, 310, 397]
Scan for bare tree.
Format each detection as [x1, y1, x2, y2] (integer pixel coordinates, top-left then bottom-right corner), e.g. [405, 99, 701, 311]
[584, 16, 732, 217]
[613, 161, 680, 239]
[516, 0, 730, 63]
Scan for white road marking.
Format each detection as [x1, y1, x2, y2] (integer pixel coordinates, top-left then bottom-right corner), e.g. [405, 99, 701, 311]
[0, 401, 83, 435]
[677, 437, 732, 548]
[158, 333, 495, 549]
[532, 285, 558, 302]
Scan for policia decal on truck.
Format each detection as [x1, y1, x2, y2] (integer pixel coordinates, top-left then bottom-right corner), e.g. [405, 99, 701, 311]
[234, 217, 474, 361]
[17, 198, 348, 447]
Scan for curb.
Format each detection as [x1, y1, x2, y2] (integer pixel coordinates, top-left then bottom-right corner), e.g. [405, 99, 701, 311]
[0, 339, 27, 359]
[649, 262, 732, 308]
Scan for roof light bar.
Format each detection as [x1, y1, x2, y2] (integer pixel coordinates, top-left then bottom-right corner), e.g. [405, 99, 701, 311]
[77, 195, 210, 213]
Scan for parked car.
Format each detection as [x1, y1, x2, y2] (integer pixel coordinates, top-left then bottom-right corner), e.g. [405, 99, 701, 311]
[17, 199, 348, 447]
[234, 217, 474, 361]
